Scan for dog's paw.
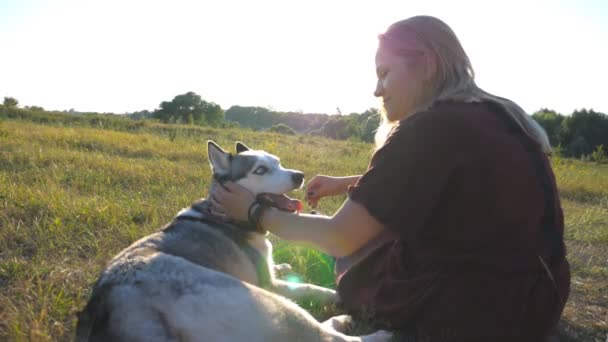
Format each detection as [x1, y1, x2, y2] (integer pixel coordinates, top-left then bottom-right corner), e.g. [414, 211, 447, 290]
[323, 289, 340, 305]
[361, 330, 393, 342]
[273, 263, 293, 277]
[322, 314, 353, 333]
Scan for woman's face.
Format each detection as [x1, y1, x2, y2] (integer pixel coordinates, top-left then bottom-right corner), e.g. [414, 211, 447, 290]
[374, 48, 429, 122]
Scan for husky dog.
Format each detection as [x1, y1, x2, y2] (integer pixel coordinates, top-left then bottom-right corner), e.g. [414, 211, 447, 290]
[76, 141, 391, 342]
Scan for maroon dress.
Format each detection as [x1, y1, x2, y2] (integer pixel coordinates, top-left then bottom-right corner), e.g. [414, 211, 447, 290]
[338, 100, 570, 341]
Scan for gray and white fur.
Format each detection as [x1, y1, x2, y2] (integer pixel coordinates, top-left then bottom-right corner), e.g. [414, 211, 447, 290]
[75, 141, 392, 342]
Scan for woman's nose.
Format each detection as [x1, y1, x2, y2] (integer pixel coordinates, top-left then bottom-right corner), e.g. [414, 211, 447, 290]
[374, 80, 383, 97]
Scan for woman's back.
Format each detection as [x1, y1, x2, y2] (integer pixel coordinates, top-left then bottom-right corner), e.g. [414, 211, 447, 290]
[340, 100, 570, 340]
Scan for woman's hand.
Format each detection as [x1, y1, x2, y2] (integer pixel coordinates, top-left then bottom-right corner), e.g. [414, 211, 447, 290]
[209, 182, 255, 222]
[305, 175, 361, 208]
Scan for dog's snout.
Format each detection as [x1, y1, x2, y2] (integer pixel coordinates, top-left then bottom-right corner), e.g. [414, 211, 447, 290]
[292, 172, 304, 185]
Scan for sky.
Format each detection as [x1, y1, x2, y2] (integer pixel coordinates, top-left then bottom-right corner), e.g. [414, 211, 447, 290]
[0, 0, 607, 115]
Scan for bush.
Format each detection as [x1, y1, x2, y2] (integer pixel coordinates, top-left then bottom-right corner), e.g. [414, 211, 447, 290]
[269, 123, 296, 135]
[591, 145, 607, 164]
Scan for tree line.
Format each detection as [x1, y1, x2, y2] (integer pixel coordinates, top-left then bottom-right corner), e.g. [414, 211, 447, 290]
[224, 106, 381, 142]
[3, 94, 607, 159]
[124, 92, 383, 142]
[532, 108, 608, 159]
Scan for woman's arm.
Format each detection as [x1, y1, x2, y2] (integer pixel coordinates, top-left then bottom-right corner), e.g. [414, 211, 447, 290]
[212, 182, 384, 257]
[335, 175, 362, 189]
[262, 198, 384, 257]
[305, 175, 362, 207]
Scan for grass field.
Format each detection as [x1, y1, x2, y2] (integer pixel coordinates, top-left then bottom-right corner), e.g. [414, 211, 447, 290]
[0, 115, 606, 341]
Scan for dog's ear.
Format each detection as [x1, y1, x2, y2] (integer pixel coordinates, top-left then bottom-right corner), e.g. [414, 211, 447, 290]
[208, 140, 231, 175]
[235, 142, 250, 154]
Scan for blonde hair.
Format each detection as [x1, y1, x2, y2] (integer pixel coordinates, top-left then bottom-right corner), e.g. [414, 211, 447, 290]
[374, 16, 551, 154]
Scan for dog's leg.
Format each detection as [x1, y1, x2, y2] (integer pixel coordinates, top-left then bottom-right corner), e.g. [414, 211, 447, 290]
[242, 282, 392, 342]
[273, 263, 293, 278]
[271, 279, 339, 305]
[322, 314, 353, 333]
[322, 315, 395, 342]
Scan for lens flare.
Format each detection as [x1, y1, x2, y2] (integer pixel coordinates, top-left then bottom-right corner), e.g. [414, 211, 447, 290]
[285, 275, 302, 289]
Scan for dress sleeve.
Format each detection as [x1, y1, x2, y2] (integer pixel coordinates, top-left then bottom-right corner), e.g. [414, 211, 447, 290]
[347, 111, 464, 240]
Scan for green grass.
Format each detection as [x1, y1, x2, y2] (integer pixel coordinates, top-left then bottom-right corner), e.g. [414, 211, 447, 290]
[1, 117, 607, 341]
[549, 158, 608, 341]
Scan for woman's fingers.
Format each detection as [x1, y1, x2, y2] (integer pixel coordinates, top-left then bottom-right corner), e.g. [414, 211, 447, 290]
[305, 177, 323, 202]
[222, 181, 239, 192]
[208, 194, 223, 209]
[211, 185, 228, 203]
[210, 207, 227, 217]
[306, 177, 321, 191]
[305, 191, 315, 202]
[207, 181, 256, 222]
[308, 198, 319, 208]
[207, 189, 228, 217]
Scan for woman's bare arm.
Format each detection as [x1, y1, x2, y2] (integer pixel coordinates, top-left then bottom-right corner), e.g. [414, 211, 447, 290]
[261, 198, 384, 257]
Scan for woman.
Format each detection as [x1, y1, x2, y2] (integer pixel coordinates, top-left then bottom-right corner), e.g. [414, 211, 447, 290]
[211, 15, 570, 341]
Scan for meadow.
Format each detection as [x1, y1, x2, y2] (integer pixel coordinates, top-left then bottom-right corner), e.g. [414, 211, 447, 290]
[0, 114, 606, 341]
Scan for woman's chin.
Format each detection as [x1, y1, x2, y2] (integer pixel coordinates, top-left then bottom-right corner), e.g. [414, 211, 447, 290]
[385, 111, 402, 123]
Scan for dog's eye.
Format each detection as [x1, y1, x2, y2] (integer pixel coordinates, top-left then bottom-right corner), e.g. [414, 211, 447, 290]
[254, 166, 269, 175]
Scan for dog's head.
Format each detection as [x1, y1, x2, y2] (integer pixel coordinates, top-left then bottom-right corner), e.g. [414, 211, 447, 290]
[207, 141, 304, 196]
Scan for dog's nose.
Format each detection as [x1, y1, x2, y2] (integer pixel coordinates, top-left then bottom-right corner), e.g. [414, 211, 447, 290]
[292, 172, 304, 185]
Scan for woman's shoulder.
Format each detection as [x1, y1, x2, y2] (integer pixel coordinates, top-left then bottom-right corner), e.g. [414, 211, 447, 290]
[398, 99, 511, 136]
[382, 99, 519, 163]
[409, 99, 497, 122]
[391, 100, 477, 137]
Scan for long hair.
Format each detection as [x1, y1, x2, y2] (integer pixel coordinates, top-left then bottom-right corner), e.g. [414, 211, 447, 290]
[374, 16, 551, 154]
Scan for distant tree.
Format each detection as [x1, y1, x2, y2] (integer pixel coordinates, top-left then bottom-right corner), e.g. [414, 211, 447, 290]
[225, 106, 275, 130]
[359, 108, 381, 142]
[314, 115, 360, 140]
[559, 109, 608, 157]
[532, 109, 564, 147]
[203, 101, 224, 126]
[566, 136, 591, 158]
[3, 97, 18, 108]
[225, 106, 254, 126]
[225, 105, 384, 141]
[153, 92, 224, 125]
[128, 110, 154, 120]
[591, 144, 607, 164]
[25, 106, 45, 111]
[269, 123, 296, 135]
